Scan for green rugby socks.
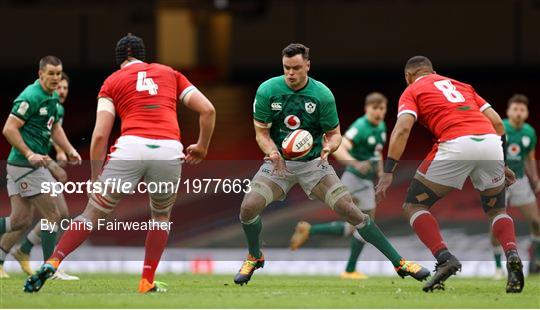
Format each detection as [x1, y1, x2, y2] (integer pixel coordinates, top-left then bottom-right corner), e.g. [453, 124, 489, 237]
[357, 217, 402, 267]
[242, 216, 263, 259]
[309, 221, 346, 236]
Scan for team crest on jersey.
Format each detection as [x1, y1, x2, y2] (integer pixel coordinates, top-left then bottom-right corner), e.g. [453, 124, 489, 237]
[508, 143, 521, 156]
[305, 102, 316, 114]
[17, 101, 29, 115]
[271, 102, 282, 111]
[284, 115, 301, 130]
[368, 136, 376, 145]
[39, 107, 48, 115]
[522, 136, 531, 148]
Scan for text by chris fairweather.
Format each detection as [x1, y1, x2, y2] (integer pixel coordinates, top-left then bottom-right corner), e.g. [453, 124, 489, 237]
[40, 219, 172, 232]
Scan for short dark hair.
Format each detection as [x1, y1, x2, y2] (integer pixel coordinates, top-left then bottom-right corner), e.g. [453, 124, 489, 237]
[282, 43, 310, 60]
[508, 94, 529, 107]
[365, 92, 387, 107]
[61, 72, 70, 83]
[39, 55, 62, 70]
[405, 55, 433, 72]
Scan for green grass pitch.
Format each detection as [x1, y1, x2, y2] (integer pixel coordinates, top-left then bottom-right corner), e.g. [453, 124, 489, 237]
[1, 273, 539, 308]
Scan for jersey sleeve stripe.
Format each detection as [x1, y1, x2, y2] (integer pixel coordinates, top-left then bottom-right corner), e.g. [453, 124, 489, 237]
[479, 103, 491, 112]
[253, 119, 272, 128]
[179, 85, 197, 103]
[9, 113, 27, 123]
[397, 110, 417, 119]
[97, 97, 116, 116]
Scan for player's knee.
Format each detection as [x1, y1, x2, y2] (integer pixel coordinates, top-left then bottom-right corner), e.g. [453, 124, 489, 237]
[88, 193, 119, 215]
[82, 202, 108, 225]
[150, 193, 176, 215]
[405, 179, 441, 207]
[324, 184, 350, 211]
[45, 208, 62, 223]
[239, 199, 261, 223]
[335, 200, 365, 226]
[481, 189, 506, 214]
[402, 203, 430, 221]
[9, 216, 32, 231]
[249, 181, 274, 207]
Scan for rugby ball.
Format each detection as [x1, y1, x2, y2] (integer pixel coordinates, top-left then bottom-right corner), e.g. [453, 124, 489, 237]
[281, 129, 314, 160]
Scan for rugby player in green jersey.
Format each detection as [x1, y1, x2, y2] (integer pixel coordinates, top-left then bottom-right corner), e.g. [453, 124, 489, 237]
[234, 44, 430, 285]
[491, 94, 540, 278]
[0, 72, 79, 280]
[289, 92, 388, 280]
[0, 56, 81, 278]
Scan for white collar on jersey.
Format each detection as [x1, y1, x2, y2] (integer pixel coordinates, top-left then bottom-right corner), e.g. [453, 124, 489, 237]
[123, 60, 143, 68]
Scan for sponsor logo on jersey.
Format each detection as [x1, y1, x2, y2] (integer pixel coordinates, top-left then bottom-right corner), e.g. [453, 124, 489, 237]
[284, 115, 301, 130]
[39, 107, 48, 115]
[508, 143, 521, 156]
[522, 136, 531, 148]
[17, 101, 29, 115]
[305, 102, 316, 114]
[271, 102, 282, 111]
[368, 136, 376, 145]
[47, 116, 55, 130]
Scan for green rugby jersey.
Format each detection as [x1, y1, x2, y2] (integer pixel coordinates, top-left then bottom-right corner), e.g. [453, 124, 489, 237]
[504, 119, 537, 178]
[253, 76, 339, 161]
[8, 79, 59, 167]
[344, 115, 386, 180]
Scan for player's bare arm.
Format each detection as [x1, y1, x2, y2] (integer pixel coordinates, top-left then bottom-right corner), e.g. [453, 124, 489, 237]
[482, 107, 505, 136]
[321, 125, 341, 161]
[525, 150, 540, 193]
[51, 122, 81, 165]
[3, 115, 49, 167]
[90, 100, 115, 181]
[182, 90, 216, 164]
[482, 107, 516, 186]
[253, 120, 289, 176]
[332, 137, 372, 175]
[375, 114, 415, 203]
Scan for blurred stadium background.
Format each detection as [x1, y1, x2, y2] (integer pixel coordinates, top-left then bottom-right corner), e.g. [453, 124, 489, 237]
[0, 0, 539, 276]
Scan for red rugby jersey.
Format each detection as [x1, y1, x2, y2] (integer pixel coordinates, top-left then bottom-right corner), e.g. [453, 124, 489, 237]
[398, 73, 495, 142]
[98, 61, 195, 140]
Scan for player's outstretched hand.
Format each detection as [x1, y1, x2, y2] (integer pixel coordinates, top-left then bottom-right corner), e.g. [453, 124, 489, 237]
[46, 160, 68, 183]
[185, 143, 207, 165]
[56, 151, 68, 167]
[27, 152, 50, 167]
[67, 149, 82, 165]
[265, 150, 290, 177]
[504, 166, 516, 187]
[375, 172, 393, 204]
